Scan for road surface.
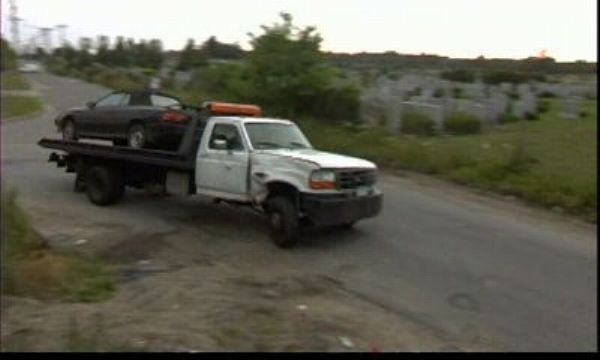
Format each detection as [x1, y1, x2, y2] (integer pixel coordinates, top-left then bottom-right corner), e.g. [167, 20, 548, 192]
[1, 73, 596, 351]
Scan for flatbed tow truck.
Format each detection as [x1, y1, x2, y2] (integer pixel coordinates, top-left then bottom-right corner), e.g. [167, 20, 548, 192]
[39, 102, 382, 248]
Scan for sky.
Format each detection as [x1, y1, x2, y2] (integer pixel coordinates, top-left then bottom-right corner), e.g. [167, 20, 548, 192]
[1, 0, 597, 61]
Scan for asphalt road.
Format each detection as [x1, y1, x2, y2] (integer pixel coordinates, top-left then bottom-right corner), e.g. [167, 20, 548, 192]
[1, 72, 596, 351]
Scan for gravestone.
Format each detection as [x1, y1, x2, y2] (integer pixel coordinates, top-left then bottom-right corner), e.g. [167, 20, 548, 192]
[512, 100, 526, 118]
[562, 97, 582, 119]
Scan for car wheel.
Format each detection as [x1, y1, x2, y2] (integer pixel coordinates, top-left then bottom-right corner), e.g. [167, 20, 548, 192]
[127, 124, 147, 149]
[267, 196, 300, 249]
[340, 221, 356, 230]
[62, 119, 78, 141]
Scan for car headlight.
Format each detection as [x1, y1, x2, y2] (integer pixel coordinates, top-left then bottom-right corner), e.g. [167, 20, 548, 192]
[309, 170, 336, 190]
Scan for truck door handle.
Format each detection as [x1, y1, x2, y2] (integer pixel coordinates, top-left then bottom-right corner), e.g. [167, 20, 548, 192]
[225, 164, 232, 170]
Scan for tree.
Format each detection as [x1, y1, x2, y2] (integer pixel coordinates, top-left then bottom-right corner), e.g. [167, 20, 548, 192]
[177, 38, 207, 70]
[77, 37, 94, 68]
[113, 36, 129, 67]
[245, 12, 340, 117]
[96, 35, 111, 65]
[1, 37, 17, 71]
[199, 36, 244, 59]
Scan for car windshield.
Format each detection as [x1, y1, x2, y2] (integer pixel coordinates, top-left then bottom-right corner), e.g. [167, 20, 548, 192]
[244, 122, 312, 150]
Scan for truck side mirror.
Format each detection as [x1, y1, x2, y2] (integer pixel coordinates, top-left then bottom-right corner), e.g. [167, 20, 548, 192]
[87, 101, 96, 109]
[213, 138, 228, 150]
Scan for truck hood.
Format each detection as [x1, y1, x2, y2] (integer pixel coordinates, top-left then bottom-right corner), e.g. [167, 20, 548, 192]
[259, 148, 376, 169]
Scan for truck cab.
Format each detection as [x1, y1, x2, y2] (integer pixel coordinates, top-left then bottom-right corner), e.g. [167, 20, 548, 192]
[194, 116, 382, 247]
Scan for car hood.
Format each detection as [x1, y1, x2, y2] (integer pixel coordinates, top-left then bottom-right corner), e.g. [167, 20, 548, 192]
[258, 148, 376, 169]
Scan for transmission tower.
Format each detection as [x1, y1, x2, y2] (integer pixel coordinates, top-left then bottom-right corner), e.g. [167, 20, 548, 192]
[9, 0, 21, 53]
[39, 27, 53, 53]
[55, 24, 68, 46]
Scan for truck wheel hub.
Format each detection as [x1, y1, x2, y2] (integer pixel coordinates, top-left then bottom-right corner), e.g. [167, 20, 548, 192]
[270, 212, 283, 230]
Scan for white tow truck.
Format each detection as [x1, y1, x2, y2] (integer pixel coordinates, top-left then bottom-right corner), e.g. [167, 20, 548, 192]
[39, 102, 383, 248]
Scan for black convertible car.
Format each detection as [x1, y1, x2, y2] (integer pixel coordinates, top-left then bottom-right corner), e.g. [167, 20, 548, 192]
[54, 90, 193, 149]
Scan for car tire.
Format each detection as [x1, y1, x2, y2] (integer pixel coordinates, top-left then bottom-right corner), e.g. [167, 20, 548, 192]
[85, 166, 125, 206]
[62, 119, 78, 141]
[340, 221, 356, 230]
[127, 124, 147, 149]
[267, 196, 300, 249]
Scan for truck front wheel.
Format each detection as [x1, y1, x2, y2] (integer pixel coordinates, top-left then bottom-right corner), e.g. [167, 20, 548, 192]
[85, 166, 125, 206]
[267, 196, 300, 249]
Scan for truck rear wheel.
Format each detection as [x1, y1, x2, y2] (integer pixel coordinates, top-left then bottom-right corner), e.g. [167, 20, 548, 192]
[85, 166, 125, 206]
[267, 196, 300, 249]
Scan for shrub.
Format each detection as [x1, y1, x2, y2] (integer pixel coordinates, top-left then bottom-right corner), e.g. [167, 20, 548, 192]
[524, 112, 539, 121]
[400, 112, 436, 136]
[443, 112, 481, 135]
[440, 69, 475, 83]
[537, 99, 550, 113]
[433, 88, 445, 98]
[452, 87, 464, 99]
[498, 113, 520, 124]
[539, 91, 556, 98]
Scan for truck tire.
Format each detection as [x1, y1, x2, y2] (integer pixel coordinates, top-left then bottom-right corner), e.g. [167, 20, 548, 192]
[74, 173, 86, 193]
[267, 196, 300, 249]
[85, 166, 125, 206]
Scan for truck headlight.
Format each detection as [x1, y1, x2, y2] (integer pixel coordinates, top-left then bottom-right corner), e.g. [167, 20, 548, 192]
[310, 170, 336, 190]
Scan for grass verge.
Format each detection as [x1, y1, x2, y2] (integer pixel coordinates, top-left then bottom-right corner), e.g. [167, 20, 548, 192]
[1, 191, 115, 302]
[1, 95, 43, 119]
[300, 99, 597, 222]
[0, 71, 31, 90]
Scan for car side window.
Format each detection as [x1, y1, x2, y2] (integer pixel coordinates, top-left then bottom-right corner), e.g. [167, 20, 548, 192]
[120, 94, 131, 106]
[96, 93, 125, 107]
[151, 94, 180, 108]
[209, 124, 244, 151]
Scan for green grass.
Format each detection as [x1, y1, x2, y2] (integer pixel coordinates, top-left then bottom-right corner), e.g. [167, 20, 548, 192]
[300, 99, 597, 222]
[1, 191, 116, 302]
[1, 95, 43, 119]
[1, 71, 31, 90]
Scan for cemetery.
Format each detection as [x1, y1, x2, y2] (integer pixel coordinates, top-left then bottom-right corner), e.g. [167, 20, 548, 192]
[359, 72, 596, 136]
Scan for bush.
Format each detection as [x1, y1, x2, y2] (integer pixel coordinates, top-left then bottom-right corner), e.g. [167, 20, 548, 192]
[433, 88, 445, 98]
[539, 91, 556, 98]
[452, 87, 464, 99]
[443, 112, 481, 135]
[400, 112, 436, 136]
[498, 113, 520, 124]
[524, 112, 539, 121]
[440, 69, 475, 83]
[537, 99, 550, 113]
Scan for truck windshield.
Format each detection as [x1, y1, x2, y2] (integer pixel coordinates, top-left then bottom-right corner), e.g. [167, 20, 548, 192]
[244, 123, 312, 150]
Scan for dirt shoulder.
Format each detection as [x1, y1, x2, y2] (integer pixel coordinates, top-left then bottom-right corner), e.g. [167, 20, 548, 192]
[1, 201, 488, 352]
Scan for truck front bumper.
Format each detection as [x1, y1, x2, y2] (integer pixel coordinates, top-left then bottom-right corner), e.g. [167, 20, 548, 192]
[300, 190, 383, 227]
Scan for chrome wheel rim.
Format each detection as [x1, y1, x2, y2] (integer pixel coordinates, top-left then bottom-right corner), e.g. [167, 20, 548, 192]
[129, 130, 144, 148]
[270, 212, 283, 231]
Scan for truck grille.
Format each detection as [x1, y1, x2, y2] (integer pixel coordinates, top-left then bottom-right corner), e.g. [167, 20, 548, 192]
[337, 169, 377, 189]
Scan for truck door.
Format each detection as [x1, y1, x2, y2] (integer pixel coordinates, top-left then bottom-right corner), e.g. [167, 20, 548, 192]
[196, 122, 249, 198]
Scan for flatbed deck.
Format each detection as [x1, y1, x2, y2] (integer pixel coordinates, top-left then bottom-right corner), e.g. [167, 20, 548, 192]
[38, 139, 196, 171]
